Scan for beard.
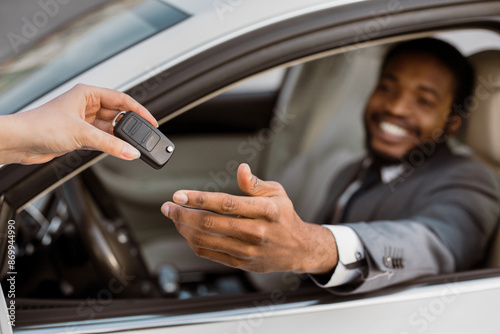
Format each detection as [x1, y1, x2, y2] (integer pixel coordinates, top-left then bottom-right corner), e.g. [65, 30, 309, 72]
[363, 118, 448, 167]
[364, 135, 406, 166]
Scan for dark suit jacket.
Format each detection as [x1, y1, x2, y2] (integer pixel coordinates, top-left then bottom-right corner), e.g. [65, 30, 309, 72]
[315, 143, 500, 294]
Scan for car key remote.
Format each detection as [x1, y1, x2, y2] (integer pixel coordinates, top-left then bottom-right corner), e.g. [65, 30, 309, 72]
[112, 111, 175, 169]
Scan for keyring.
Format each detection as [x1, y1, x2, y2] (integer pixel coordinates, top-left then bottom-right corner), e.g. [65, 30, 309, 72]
[112, 111, 127, 128]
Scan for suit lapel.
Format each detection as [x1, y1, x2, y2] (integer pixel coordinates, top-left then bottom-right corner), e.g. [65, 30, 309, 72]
[345, 143, 453, 223]
[347, 182, 393, 223]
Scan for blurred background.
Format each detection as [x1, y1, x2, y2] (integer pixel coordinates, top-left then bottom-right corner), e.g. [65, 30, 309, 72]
[0, 1, 107, 63]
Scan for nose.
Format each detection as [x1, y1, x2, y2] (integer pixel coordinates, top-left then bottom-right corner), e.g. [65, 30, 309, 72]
[386, 93, 412, 117]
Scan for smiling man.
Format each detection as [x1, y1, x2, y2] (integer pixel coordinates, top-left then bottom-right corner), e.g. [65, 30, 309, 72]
[365, 40, 462, 163]
[162, 38, 500, 293]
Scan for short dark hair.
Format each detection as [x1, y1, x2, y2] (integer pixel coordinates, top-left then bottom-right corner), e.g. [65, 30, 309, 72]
[381, 38, 475, 117]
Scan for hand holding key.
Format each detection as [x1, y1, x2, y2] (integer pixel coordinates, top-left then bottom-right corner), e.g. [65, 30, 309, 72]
[0, 84, 157, 165]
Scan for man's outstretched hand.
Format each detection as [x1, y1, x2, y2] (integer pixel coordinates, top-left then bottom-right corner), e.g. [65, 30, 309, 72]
[162, 163, 338, 274]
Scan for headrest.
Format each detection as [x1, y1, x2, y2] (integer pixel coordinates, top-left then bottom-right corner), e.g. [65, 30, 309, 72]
[463, 50, 500, 165]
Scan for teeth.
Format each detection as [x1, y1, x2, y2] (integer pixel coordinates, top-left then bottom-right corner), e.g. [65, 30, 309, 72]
[379, 121, 409, 137]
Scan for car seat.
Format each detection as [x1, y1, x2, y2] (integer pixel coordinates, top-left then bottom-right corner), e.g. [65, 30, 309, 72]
[461, 50, 500, 268]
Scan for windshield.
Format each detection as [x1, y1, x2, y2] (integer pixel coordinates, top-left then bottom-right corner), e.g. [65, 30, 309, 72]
[0, 0, 188, 115]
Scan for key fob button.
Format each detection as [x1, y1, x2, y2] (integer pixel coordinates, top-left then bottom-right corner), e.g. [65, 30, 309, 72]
[143, 132, 160, 151]
[123, 117, 139, 134]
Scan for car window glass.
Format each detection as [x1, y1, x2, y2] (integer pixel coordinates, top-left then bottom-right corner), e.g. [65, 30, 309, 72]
[0, 0, 188, 116]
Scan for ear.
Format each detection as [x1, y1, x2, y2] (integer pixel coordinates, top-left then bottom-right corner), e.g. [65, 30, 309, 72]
[445, 114, 463, 137]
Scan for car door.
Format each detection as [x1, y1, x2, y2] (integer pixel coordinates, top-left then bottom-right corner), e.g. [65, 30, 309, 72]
[2, 0, 500, 333]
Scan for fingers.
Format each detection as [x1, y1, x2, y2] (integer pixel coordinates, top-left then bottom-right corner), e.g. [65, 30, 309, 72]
[72, 84, 156, 160]
[174, 219, 259, 260]
[169, 190, 280, 221]
[164, 202, 271, 271]
[166, 163, 287, 220]
[162, 202, 267, 244]
[95, 108, 121, 121]
[77, 84, 159, 127]
[237, 163, 286, 197]
[100, 88, 158, 127]
[177, 228, 258, 271]
[185, 248, 251, 271]
[79, 123, 140, 160]
[92, 118, 114, 135]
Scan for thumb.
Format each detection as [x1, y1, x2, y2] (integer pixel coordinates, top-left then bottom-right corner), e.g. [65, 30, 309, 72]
[237, 163, 285, 197]
[81, 125, 141, 160]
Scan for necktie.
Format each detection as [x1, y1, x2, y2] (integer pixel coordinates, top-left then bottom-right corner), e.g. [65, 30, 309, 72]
[331, 162, 381, 225]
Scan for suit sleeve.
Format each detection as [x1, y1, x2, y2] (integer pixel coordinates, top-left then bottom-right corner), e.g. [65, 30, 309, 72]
[331, 160, 500, 294]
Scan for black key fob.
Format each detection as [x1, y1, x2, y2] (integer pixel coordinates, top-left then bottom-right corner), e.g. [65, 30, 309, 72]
[113, 111, 174, 169]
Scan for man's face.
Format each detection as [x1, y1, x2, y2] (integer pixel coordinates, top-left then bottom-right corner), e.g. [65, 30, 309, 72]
[364, 51, 456, 161]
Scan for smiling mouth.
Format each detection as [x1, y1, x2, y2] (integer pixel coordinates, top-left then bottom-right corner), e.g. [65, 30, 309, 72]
[379, 121, 409, 137]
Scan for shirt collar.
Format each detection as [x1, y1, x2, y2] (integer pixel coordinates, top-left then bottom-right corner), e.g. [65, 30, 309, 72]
[380, 164, 405, 184]
[362, 157, 405, 184]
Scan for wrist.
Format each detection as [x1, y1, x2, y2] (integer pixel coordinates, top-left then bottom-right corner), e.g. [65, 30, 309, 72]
[0, 114, 26, 164]
[297, 223, 339, 274]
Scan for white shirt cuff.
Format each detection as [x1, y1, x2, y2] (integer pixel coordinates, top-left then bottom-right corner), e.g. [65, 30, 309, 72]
[310, 225, 366, 288]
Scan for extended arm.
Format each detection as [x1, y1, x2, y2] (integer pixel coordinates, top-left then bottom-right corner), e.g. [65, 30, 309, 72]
[162, 160, 499, 294]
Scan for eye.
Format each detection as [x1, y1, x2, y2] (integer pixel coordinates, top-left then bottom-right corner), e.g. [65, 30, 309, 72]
[417, 97, 435, 108]
[376, 82, 392, 93]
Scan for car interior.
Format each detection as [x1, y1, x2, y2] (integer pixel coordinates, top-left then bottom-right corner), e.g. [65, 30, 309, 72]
[5, 27, 500, 324]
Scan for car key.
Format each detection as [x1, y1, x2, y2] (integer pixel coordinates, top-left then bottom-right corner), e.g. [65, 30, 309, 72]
[112, 111, 175, 169]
